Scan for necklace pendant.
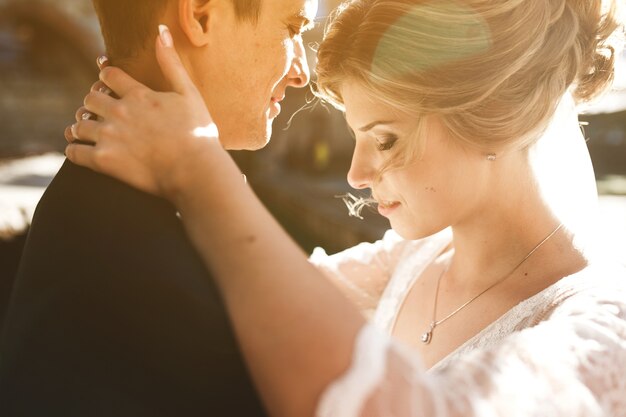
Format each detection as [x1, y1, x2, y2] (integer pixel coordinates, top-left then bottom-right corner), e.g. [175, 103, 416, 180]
[421, 322, 435, 344]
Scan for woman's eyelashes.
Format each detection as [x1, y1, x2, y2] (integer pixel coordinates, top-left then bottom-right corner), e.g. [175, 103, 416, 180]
[375, 134, 398, 151]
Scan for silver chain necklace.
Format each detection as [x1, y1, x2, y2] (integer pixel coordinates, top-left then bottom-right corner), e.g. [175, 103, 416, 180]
[421, 223, 564, 344]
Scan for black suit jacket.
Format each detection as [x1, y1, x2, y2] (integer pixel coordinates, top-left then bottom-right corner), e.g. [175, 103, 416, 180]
[0, 160, 266, 417]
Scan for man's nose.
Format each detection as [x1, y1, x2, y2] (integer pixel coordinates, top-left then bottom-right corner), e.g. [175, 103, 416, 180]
[287, 39, 311, 88]
[347, 143, 375, 190]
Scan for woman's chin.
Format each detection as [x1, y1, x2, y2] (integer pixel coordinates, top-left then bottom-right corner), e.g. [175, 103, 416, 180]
[389, 220, 446, 241]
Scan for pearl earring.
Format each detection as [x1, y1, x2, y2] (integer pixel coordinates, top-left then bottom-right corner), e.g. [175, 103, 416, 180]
[487, 153, 497, 161]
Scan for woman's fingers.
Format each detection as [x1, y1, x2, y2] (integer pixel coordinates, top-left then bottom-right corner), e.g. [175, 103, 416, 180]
[64, 125, 74, 143]
[99, 66, 147, 98]
[156, 25, 196, 95]
[91, 80, 113, 96]
[69, 119, 102, 144]
[83, 90, 117, 119]
[74, 106, 95, 123]
[65, 142, 101, 172]
[74, 80, 115, 122]
[96, 55, 110, 70]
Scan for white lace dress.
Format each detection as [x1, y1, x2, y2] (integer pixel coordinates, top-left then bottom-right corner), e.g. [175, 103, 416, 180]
[309, 229, 626, 417]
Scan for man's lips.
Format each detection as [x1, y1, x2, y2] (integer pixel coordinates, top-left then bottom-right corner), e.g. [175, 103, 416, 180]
[268, 94, 285, 119]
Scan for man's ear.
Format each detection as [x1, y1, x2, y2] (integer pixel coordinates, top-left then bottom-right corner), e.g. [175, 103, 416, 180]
[178, 0, 212, 47]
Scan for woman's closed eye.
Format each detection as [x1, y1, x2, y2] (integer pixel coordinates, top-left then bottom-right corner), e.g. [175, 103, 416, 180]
[375, 134, 398, 151]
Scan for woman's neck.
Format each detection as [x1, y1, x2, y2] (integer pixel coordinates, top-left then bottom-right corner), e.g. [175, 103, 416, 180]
[446, 151, 587, 292]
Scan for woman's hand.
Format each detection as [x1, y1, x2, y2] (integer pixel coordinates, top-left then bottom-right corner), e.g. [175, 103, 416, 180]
[64, 55, 114, 130]
[65, 25, 220, 199]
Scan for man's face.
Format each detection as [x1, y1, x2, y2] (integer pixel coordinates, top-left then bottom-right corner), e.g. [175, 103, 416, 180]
[186, 0, 318, 150]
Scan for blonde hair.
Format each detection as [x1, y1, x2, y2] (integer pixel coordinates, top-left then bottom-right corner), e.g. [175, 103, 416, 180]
[315, 0, 624, 165]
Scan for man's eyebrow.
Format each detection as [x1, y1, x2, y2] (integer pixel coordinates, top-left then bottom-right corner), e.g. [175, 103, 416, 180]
[290, 14, 315, 31]
[302, 18, 315, 30]
[359, 120, 395, 132]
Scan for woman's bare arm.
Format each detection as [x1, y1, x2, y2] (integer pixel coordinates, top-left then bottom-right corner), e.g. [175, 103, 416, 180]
[174, 143, 366, 417]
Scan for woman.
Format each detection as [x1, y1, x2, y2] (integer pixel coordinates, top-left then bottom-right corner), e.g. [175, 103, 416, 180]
[66, 0, 626, 416]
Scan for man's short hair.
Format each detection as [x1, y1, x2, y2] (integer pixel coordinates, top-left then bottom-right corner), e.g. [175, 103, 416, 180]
[92, 0, 262, 61]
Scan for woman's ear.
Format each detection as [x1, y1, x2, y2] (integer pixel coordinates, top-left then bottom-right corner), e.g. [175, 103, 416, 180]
[178, 0, 212, 47]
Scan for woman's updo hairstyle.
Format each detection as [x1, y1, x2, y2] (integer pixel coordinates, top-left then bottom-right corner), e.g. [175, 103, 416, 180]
[315, 0, 624, 157]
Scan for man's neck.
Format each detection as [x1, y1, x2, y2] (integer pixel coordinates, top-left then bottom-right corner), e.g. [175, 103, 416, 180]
[114, 53, 171, 92]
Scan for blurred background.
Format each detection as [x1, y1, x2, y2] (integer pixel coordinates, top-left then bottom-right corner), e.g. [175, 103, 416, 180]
[1, 0, 625, 311]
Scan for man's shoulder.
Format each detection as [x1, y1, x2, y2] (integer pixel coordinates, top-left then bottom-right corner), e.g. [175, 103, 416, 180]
[15, 158, 211, 289]
[22, 159, 192, 264]
[40, 159, 174, 216]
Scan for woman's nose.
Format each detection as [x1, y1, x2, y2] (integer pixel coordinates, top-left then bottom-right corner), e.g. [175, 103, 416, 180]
[347, 144, 375, 190]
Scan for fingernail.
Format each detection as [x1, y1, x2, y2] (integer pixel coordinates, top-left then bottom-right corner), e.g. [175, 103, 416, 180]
[98, 86, 112, 95]
[81, 112, 93, 121]
[71, 123, 78, 138]
[97, 55, 109, 68]
[64, 126, 72, 142]
[159, 25, 173, 48]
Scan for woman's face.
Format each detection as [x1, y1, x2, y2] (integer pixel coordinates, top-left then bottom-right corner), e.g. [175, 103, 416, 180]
[342, 82, 495, 239]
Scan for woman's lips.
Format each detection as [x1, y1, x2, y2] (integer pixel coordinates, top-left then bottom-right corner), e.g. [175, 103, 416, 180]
[377, 200, 400, 217]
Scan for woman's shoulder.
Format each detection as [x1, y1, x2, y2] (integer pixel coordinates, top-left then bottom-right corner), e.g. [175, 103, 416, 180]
[540, 262, 626, 323]
[555, 262, 626, 297]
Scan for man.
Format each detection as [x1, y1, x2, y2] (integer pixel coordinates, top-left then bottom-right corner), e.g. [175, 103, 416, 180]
[0, 0, 317, 415]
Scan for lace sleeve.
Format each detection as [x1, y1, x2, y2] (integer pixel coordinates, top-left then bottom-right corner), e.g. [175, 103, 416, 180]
[309, 230, 405, 316]
[317, 281, 626, 417]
